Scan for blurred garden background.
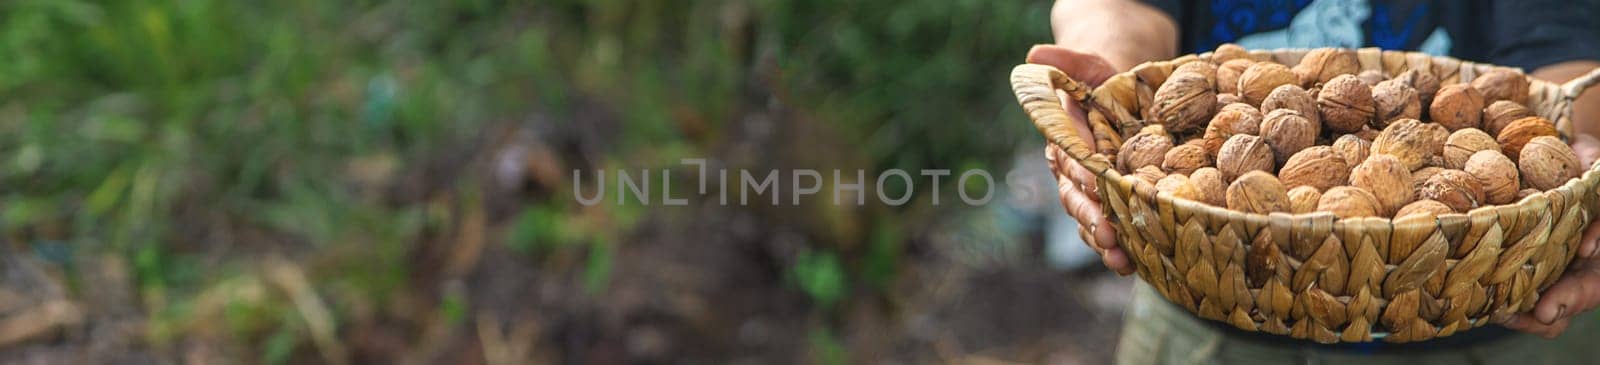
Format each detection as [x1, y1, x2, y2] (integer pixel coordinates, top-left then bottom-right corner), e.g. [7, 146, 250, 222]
[0, 0, 1135, 363]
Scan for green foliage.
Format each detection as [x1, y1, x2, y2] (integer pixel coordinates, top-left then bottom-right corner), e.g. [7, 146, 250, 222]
[505, 203, 577, 254]
[262, 324, 298, 365]
[0, 0, 1056, 358]
[758, 0, 1049, 182]
[584, 241, 615, 295]
[808, 327, 848, 365]
[793, 250, 847, 308]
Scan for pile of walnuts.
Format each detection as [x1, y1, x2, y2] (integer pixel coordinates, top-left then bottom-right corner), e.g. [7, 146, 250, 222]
[1122, 45, 1584, 219]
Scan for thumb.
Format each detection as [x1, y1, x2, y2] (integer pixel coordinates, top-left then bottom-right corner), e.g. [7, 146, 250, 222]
[1026, 45, 1117, 87]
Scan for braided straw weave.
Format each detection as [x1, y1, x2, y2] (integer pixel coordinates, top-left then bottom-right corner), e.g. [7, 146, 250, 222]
[1012, 48, 1600, 343]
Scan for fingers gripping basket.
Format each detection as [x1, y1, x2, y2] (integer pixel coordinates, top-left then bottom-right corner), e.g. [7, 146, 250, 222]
[1012, 48, 1600, 343]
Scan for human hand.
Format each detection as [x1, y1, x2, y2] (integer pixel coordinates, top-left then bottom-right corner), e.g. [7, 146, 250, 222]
[1029, 44, 1132, 275]
[1502, 133, 1600, 338]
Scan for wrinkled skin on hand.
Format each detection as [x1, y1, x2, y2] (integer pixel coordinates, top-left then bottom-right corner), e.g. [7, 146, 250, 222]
[1030, 45, 1131, 276]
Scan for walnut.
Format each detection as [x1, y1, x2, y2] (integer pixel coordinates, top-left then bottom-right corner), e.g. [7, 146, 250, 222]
[1519, 136, 1583, 190]
[1394, 69, 1440, 106]
[1239, 62, 1298, 106]
[1442, 128, 1499, 169]
[1217, 59, 1253, 94]
[1428, 155, 1448, 168]
[1317, 186, 1383, 218]
[1395, 199, 1455, 218]
[1217, 93, 1242, 105]
[1156, 174, 1192, 195]
[1278, 146, 1349, 191]
[1497, 116, 1559, 160]
[1138, 124, 1172, 138]
[1226, 170, 1291, 214]
[1317, 74, 1376, 133]
[1288, 186, 1322, 214]
[1518, 188, 1541, 200]
[1463, 150, 1520, 205]
[1163, 144, 1212, 175]
[1417, 169, 1485, 212]
[1212, 43, 1251, 63]
[1357, 70, 1387, 86]
[1149, 70, 1217, 133]
[1293, 48, 1360, 86]
[1177, 62, 1219, 88]
[1217, 134, 1276, 182]
[1261, 109, 1318, 165]
[1371, 119, 1443, 171]
[1117, 132, 1174, 172]
[1353, 127, 1380, 141]
[1332, 134, 1372, 167]
[1187, 167, 1228, 207]
[1471, 69, 1530, 105]
[1371, 79, 1421, 128]
[1411, 166, 1444, 192]
[1201, 104, 1264, 155]
[1131, 165, 1168, 186]
[1429, 84, 1485, 131]
[1260, 84, 1320, 125]
[1350, 154, 1414, 216]
[1484, 100, 1535, 136]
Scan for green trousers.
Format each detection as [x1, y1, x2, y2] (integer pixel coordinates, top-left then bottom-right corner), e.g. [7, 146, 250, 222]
[1116, 281, 1600, 365]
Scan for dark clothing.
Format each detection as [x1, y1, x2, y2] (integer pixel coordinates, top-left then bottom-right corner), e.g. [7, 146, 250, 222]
[1141, 0, 1600, 72]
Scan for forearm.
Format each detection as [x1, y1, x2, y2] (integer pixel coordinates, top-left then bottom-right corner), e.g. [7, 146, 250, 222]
[1051, 0, 1178, 71]
[1532, 60, 1600, 139]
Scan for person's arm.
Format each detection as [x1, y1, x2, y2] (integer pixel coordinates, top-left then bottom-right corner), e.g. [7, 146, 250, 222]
[1050, 0, 1180, 72]
[1034, 0, 1181, 275]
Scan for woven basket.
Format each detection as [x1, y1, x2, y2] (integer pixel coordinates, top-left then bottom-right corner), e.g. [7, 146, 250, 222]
[1012, 48, 1600, 343]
